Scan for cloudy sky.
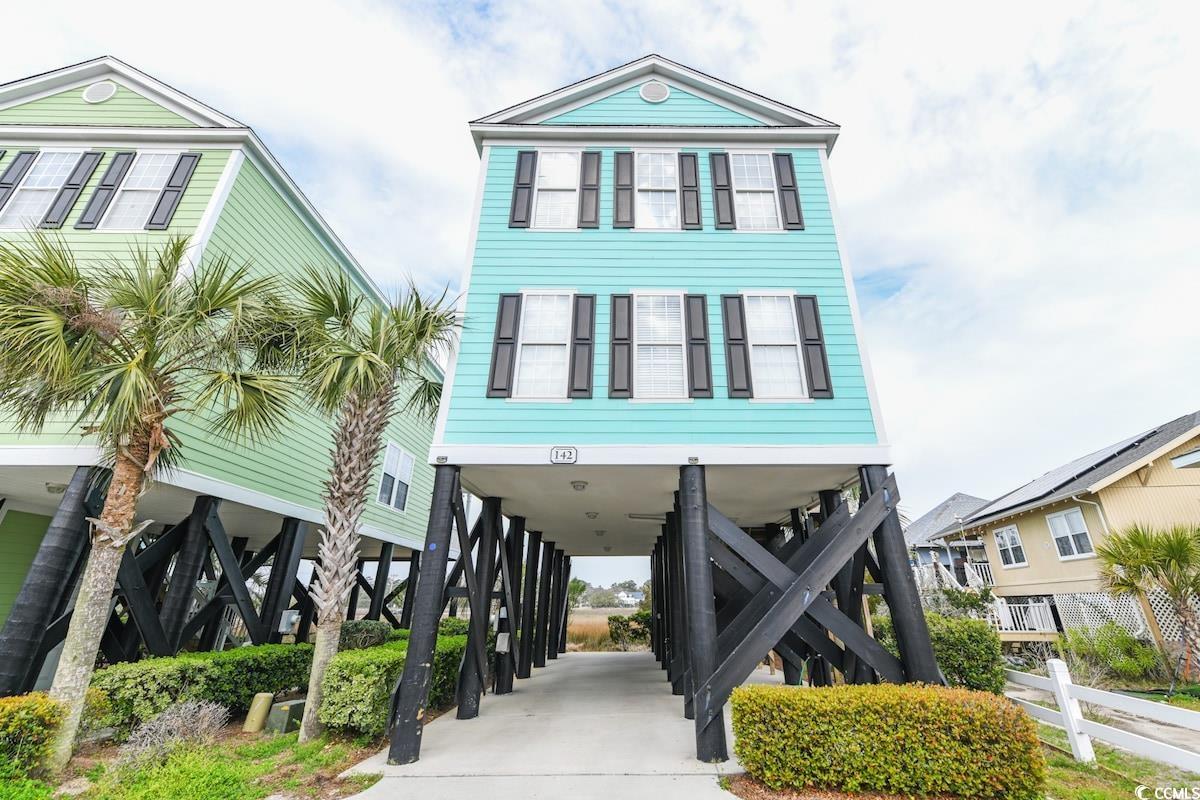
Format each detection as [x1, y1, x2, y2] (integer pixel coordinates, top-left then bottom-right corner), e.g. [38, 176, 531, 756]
[6, 1, 1196, 586]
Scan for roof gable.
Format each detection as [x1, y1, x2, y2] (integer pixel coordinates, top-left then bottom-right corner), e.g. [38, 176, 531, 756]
[475, 54, 834, 128]
[0, 56, 241, 128]
[905, 492, 988, 547]
[542, 81, 767, 127]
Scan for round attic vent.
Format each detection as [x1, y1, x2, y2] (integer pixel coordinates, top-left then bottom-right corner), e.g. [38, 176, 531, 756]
[639, 80, 670, 103]
[82, 80, 117, 104]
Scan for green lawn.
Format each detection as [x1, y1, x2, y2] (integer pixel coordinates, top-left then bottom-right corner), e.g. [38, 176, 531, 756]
[1038, 723, 1199, 800]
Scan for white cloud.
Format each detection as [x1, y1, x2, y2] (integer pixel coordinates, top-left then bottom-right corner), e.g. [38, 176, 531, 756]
[3, 0, 1196, 515]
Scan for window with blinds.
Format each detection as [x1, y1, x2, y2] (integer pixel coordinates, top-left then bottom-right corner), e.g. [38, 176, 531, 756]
[744, 294, 806, 398]
[532, 152, 580, 229]
[513, 292, 572, 398]
[633, 293, 686, 399]
[378, 442, 415, 512]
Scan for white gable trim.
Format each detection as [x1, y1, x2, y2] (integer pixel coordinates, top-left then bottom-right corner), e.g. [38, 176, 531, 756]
[472, 125, 839, 153]
[0, 56, 241, 128]
[523, 73, 776, 125]
[474, 54, 835, 129]
[1086, 426, 1200, 493]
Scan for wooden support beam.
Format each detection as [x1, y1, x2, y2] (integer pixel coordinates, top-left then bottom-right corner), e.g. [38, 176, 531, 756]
[161, 496, 218, 649]
[516, 530, 542, 678]
[557, 555, 572, 654]
[367, 541, 395, 622]
[666, 514, 688, 698]
[457, 496, 499, 719]
[533, 539, 555, 668]
[263, 519, 308, 642]
[353, 572, 402, 628]
[181, 538, 275, 646]
[450, 491, 489, 681]
[115, 548, 172, 656]
[495, 517, 524, 693]
[204, 505, 266, 645]
[545, 548, 564, 661]
[399, 553, 419, 628]
[346, 558, 365, 620]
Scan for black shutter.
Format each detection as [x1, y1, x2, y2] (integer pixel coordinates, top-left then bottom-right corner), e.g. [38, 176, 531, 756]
[795, 295, 833, 398]
[684, 294, 712, 397]
[721, 295, 753, 398]
[609, 294, 633, 397]
[578, 152, 600, 228]
[613, 152, 634, 228]
[40, 152, 102, 229]
[772, 153, 805, 230]
[0, 151, 38, 213]
[145, 152, 200, 230]
[75, 151, 135, 229]
[679, 153, 701, 230]
[487, 294, 522, 398]
[568, 294, 596, 397]
[508, 150, 537, 228]
[709, 152, 736, 229]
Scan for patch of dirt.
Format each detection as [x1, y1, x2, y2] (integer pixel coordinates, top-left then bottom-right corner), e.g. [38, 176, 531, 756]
[726, 774, 927, 800]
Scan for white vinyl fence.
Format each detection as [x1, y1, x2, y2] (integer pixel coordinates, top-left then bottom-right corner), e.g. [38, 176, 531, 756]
[1007, 659, 1200, 771]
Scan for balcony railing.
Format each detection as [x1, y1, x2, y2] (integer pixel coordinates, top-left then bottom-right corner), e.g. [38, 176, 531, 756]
[965, 561, 994, 587]
[990, 599, 1057, 633]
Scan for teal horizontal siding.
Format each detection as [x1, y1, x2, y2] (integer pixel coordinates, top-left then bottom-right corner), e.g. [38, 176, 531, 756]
[443, 146, 877, 447]
[544, 84, 766, 126]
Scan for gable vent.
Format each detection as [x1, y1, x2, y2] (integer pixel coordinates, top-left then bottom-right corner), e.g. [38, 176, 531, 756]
[639, 80, 670, 103]
[82, 81, 117, 104]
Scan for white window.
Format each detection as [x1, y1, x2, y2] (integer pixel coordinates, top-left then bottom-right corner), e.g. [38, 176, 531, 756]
[513, 292, 572, 398]
[0, 151, 81, 229]
[743, 294, 806, 399]
[633, 293, 686, 399]
[635, 152, 679, 229]
[729, 153, 781, 231]
[993, 525, 1027, 567]
[1046, 508, 1095, 559]
[532, 151, 579, 229]
[378, 442, 415, 512]
[100, 152, 179, 230]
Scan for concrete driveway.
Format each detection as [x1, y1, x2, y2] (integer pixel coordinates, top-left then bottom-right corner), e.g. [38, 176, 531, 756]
[345, 650, 782, 799]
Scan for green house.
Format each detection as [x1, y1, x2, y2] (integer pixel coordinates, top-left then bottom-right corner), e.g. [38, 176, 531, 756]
[0, 57, 435, 693]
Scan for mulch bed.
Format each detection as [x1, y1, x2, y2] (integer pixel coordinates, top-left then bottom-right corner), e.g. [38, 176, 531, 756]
[726, 773, 925, 800]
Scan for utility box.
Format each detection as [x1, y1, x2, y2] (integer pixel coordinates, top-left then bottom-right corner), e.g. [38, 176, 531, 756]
[265, 700, 304, 734]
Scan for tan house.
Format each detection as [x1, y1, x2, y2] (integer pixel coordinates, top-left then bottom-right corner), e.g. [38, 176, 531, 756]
[933, 410, 1200, 646]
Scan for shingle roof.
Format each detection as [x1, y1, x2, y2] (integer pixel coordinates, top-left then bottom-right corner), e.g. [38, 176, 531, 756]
[905, 492, 989, 547]
[963, 410, 1200, 529]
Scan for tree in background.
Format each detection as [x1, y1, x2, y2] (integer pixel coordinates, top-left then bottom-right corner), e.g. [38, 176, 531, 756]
[611, 579, 638, 592]
[1097, 523, 1200, 681]
[0, 235, 291, 770]
[638, 579, 652, 612]
[567, 577, 588, 609]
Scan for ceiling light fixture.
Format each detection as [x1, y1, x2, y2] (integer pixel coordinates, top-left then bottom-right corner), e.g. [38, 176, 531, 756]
[44, 482, 67, 495]
[571, 481, 588, 492]
[585, 511, 599, 519]
[594, 530, 606, 537]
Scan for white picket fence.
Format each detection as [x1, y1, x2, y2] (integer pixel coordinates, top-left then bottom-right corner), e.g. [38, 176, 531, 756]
[1007, 659, 1200, 771]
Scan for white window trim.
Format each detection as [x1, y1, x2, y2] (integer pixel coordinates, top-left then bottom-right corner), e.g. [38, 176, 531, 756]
[510, 288, 576, 400]
[728, 150, 784, 232]
[633, 148, 681, 231]
[1045, 507, 1096, 561]
[0, 148, 84, 230]
[376, 441, 414, 515]
[97, 148, 183, 232]
[993, 524, 1028, 569]
[740, 289, 808, 402]
[529, 148, 582, 231]
[630, 289, 689, 401]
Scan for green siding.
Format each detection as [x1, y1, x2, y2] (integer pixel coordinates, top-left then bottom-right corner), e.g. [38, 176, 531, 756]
[0, 511, 50, 626]
[0, 84, 197, 127]
[443, 146, 876, 446]
[544, 84, 766, 126]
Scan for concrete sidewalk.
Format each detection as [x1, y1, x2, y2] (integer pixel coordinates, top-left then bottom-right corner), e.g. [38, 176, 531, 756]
[345, 650, 781, 799]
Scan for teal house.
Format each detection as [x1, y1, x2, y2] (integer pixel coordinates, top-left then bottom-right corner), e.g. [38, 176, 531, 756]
[0, 58, 435, 694]
[392, 56, 938, 765]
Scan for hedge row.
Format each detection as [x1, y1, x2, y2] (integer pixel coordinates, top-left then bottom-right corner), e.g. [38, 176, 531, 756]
[873, 612, 1007, 693]
[0, 692, 63, 776]
[90, 643, 312, 735]
[732, 683, 1045, 800]
[318, 634, 467, 736]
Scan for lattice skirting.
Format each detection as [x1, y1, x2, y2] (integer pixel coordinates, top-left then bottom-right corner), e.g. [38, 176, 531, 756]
[1052, 592, 1151, 638]
[1146, 589, 1197, 644]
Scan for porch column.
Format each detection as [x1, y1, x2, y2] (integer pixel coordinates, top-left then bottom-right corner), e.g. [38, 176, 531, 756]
[388, 464, 459, 764]
[495, 516, 524, 694]
[557, 555, 572, 653]
[399, 552, 419, 628]
[679, 465, 728, 762]
[457, 496, 500, 719]
[345, 558, 365, 620]
[861, 465, 940, 683]
[367, 542, 395, 621]
[545, 548, 564, 661]
[0, 467, 101, 696]
[533, 539, 555, 667]
[516, 530, 542, 678]
[161, 496, 219, 651]
[666, 514, 688, 697]
[263, 519, 308, 642]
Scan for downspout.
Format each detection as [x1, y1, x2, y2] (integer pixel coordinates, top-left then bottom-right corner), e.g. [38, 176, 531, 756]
[1070, 494, 1111, 537]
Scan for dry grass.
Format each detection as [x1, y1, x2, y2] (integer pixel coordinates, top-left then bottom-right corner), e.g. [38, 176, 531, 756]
[566, 617, 617, 651]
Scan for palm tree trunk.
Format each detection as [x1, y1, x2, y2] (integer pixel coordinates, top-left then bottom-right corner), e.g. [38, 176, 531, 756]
[48, 445, 148, 772]
[1176, 600, 1200, 683]
[298, 387, 395, 743]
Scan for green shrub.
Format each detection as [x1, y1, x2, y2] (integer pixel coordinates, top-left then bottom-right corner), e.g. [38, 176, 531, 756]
[0, 692, 62, 777]
[1061, 622, 1163, 681]
[732, 683, 1045, 800]
[874, 612, 1006, 693]
[941, 586, 994, 615]
[438, 617, 469, 637]
[91, 643, 312, 735]
[339, 620, 393, 650]
[607, 613, 651, 649]
[319, 635, 467, 736]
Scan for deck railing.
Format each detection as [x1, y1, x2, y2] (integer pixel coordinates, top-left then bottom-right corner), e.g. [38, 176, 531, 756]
[964, 561, 993, 587]
[1007, 659, 1200, 771]
[990, 599, 1056, 632]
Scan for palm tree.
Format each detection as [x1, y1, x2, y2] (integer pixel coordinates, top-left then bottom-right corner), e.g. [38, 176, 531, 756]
[282, 268, 455, 742]
[0, 234, 291, 770]
[1097, 524, 1200, 682]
